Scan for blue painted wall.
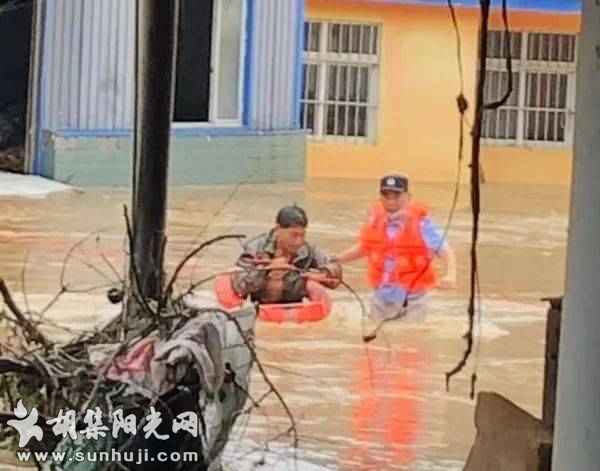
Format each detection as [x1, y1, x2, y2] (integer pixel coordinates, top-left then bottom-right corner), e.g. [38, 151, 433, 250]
[32, 0, 306, 184]
[37, 0, 302, 133]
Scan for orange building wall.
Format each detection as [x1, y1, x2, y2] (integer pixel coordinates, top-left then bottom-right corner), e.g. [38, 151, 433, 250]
[305, 0, 581, 184]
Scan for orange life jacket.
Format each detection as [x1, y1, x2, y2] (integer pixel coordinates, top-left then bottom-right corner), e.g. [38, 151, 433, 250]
[359, 201, 437, 292]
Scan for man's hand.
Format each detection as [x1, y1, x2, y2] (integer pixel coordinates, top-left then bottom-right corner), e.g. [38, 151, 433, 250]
[437, 246, 457, 291]
[244, 256, 296, 273]
[438, 276, 457, 290]
[303, 272, 331, 283]
[265, 257, 296, 273]
[303, 263, 343, 289]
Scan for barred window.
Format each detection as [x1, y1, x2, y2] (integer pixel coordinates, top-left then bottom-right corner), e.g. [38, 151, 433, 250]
[482, 31, 577, 146]
[301, 21, 380, 142]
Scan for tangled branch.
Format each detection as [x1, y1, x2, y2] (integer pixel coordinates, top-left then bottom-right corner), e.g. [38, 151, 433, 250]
[0, 223, 299, 470]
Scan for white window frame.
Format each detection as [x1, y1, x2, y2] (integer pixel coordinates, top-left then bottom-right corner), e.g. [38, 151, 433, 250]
[302, 20, 381, 144]
[174, 0, 247, 128]
[482, 31, 577, 148]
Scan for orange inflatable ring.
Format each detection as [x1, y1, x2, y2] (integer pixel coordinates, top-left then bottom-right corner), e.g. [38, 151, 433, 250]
[215, 275, 332, 323]
[258, 301, 328, 323]
[214, 274, 244, 310]
[258, 280, 332, 324]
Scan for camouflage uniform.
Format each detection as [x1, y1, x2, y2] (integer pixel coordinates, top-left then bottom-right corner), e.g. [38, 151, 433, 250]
[231, 231, 341, 304]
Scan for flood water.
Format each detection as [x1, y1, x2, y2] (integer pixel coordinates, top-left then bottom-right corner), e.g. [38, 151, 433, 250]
[0, 178, 570, 470]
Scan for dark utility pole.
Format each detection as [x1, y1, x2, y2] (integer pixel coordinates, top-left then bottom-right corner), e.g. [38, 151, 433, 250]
[132, 0, 179, 300]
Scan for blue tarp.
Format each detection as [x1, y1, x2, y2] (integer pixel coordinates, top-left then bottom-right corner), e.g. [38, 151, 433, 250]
[363, 0, 581, 13]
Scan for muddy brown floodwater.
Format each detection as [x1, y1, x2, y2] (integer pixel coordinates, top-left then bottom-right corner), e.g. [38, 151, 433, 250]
[0, 178, 569, 470]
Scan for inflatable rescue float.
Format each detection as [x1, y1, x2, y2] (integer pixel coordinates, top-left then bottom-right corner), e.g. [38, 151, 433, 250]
[214, 274, 332, 324]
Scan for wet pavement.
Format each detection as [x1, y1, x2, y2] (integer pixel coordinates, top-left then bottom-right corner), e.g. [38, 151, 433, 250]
[0, 178, 570, 470]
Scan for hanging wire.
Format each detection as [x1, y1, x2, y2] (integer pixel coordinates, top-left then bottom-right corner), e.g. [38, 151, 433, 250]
[447, 0, 465, 93]
[445, 0, 514, 398]
[485, 0, 514, 111]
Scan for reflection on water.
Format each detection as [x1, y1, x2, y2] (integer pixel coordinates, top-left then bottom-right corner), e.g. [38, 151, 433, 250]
[0, 179, 569, 469]
[347, 348, 426, 469]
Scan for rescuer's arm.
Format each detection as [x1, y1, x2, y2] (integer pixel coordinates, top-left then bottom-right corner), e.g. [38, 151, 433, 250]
[437, 244, 457, 289]
[306, 246, 343, 289]
[335, 243, 366, 264]
[421, 217, 457, 289]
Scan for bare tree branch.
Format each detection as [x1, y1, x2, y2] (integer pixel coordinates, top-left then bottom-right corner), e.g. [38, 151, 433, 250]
[0, 279, 50, 348]
[161, 234, 245, 309]
[20, 251, 31, 315]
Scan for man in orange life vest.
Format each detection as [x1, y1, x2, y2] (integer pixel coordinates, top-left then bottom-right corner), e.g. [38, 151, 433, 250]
[335, 174, 456, 320]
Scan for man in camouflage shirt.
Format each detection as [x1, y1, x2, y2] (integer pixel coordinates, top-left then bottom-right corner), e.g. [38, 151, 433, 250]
[231, 206, 342, 304]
